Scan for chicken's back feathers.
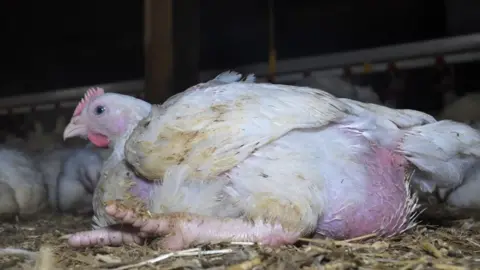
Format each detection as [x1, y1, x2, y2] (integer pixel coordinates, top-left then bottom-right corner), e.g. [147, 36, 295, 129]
[125, 83, 350, 180]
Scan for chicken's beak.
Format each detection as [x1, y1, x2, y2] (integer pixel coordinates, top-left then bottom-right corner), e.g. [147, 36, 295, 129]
[63, 117, 87, 140]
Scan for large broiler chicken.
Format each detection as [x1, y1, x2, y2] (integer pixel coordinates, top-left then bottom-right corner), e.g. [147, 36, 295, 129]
[63, 71, 480, 250]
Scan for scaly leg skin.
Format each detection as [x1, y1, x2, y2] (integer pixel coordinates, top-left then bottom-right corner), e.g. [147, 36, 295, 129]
[105, 204, 302, 251]
[68, 225, 144, 247]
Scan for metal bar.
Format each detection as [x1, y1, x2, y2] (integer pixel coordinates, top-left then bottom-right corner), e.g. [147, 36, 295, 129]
[201, 33, 480, 78]
[4, 34, 480, 112]
[3, 50, 480, 113]
[259, 50, 480, 84]
[0, 80, 144, 109]
[4, 50, 480, 112]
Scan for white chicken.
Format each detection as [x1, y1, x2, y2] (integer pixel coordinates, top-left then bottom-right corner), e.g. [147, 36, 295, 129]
[296, 74, 382, 104]
[3, 133, 26, 149]
[62, 71, 480, 250]
[438, 92, 480, 123]
[26, 117, 67, 153]
[433, 92, 480, 212]
[3, 116, 69, 153]
[35, 146, 112, 214]
[0, 146, 47, 219]
[432, 121, 480, 211]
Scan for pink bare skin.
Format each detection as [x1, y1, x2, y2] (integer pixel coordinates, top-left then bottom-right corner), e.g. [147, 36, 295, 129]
[316, 143, 412, 239]
[68, 225, 144, 247]
[102, 204, 300, 251]
[68, 204, 300, 250]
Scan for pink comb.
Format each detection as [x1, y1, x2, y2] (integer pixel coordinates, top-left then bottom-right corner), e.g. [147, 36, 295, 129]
[73, 87, 105, 116]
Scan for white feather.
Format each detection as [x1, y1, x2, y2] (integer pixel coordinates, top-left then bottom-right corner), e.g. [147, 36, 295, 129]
[129, 81, 480, 224]
[0, 146, 47, 217]
[36, 147, 111, 213]
[446, 161, 480, 208]
[297, 75, 382, 104]
[125, 83, 349, 180]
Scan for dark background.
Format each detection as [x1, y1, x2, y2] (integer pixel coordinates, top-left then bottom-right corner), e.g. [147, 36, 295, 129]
[1, 0, 479, 97]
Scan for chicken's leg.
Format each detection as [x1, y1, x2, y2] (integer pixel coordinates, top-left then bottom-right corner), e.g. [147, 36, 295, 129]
[68, 225, 144, 247]
[104, 203, 302, 250]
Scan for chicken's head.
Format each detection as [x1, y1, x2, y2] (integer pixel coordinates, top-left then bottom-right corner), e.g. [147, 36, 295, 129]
[63, 87, 152, 148]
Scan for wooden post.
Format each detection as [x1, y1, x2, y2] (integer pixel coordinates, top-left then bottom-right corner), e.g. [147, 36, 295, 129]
[172, 0, 200, 93]
[144, 0, 173, 104]
[144, 0, 200, 104]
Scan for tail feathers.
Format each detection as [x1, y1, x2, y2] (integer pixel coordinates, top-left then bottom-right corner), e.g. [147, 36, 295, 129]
[445, 163, 480, 209]
[398, 120, 480, 189]
[341, 98, 436, 129]
[213, 70, 256, 83]
[242, 73, 256, 82]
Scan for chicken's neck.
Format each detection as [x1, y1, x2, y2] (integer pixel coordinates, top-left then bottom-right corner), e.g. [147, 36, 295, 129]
[107, 103, 152, 169]
[109, 135, 128, 163]
[102, 127, 139, 173]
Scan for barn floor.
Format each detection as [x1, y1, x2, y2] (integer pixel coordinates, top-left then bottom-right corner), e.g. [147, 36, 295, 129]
[0, 213, 480, 270]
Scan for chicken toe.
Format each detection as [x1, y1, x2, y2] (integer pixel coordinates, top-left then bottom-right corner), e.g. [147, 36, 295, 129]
[105, 203, 301, 250]
[68, 225, 144, 247]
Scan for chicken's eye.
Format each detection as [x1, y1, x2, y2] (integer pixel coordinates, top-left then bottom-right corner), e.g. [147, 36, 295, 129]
[94, 105, 106, 115]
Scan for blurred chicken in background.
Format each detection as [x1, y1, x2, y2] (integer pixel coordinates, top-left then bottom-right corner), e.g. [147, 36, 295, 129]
[0, 146, 47, 219]
[434, 57, 480, 124]
[438, 92, 480, 123]
[296, 74, 382, 104]
[36, 146, 112, 215]
[401, 58, 480, 218]
[0, 111, 111, 219]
